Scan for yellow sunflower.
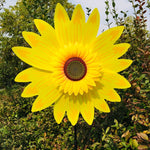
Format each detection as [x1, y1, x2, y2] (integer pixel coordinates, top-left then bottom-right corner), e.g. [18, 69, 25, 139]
[12, 3, 132, 125]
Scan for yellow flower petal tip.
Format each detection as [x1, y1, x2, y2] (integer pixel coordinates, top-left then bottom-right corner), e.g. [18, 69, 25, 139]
[54, 114, 62, 124]
[53, 99, 66, 124]
[112, 26, 125, 32]
[103, 107, 110, 113]
[13, 4, 132, 125]
[31, 106, 38, 113]
[21, 83, 38, 98]
[128, 59, 133, 65]
[34, 19, 45, 30]
[102, 105, 110, 113]
[87, 8, 100, 25]
[54, 3, 70, 23]
[22, 31, 39, 46]
[83, 114, 94, 125]
[31, 100, 44, 112]
[12, 47, 19, 57]
[109, 26, 124, 39]
[22, 31, 28, 39]
[71, 4, 85, 23]
[54, 116, 62, 124]
[14, 75, 21, 82]
[14, 70, 29, 82]
[68, 112, 79, 126]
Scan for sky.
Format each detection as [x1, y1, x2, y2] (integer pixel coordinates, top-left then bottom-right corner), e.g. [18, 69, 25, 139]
[68, 0, 133, 32]
[2, 0, 150, 33]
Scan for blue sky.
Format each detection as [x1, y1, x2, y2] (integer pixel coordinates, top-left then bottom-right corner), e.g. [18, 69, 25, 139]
[2, 0, 150, 33]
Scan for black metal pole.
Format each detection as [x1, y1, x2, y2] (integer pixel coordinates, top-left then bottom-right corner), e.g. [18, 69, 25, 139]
[74, 125, 77, 150]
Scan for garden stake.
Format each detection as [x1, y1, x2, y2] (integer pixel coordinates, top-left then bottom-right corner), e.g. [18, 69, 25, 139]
[74, 125, 77, 150]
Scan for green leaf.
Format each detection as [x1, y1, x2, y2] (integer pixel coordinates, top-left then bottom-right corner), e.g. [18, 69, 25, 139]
[112, 1, 116, 7]
[137, 10, 141, 14]
[91, 142, 100, 149]
[132, 139, 138, 148]
[134, 4, 139, 8]
[105, 11, 109, 15]
[105, 1, 109, 5]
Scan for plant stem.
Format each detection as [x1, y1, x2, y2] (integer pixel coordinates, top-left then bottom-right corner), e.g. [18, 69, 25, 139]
[74, 125, 77, 150]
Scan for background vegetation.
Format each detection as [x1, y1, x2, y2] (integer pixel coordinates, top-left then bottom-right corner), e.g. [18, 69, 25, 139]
[0, 0, 149, 149]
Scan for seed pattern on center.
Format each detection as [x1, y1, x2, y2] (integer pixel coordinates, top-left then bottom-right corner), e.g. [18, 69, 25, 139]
[64, 57, 87, 81]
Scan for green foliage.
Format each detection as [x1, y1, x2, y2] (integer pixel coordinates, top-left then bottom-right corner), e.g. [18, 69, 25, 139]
[0, 0, 150, 149]
[0, 85, 74, 149]
[86, 7, 91, 16]
[0, 0, 5, 10]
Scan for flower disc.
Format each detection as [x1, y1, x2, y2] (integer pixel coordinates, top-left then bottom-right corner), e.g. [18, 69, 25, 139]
[64, 57, 87, 81]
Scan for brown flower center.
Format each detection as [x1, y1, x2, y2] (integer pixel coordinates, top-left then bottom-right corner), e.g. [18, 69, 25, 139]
[64, 57, 87, 81]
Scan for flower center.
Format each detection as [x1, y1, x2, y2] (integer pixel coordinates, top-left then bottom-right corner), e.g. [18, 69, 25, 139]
[64, 57, 87, 81]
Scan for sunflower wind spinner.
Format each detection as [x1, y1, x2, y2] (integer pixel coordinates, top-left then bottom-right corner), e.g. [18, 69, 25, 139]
[12, 3, 132, 125]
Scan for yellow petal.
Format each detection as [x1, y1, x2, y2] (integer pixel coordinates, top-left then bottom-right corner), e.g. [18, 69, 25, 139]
[21, 83, 38, 97]
[92, 26, 124, 52]
[15, 68, 33, 82]
[67, 95, 79, 126]
[54, 3, 70, 45]
[94, 99, 110, 112]
[85, 8, 100, 43]
[22, 32, 47, 48]
[79, 80, 89, 94]
[97, 43, 131, 61]
[84, 76, 96, 87]
[16, 67, 62, 112]
[34, 19, 59, 49]
[69, 4, 85, 44]
[71, 4, 85, 24]
[12, 47, 54, 71]
[15, 67, 51, 82]
[98, 88, 121, 102]
[100, 70, 131, 89]
[19, 69, 53, 97]
[111, 43, 130, 59]
[54, 3, 70, 25]
[32, 86, 62, 112]
[54, 95, 68, 124]
[102, 59, 133, 72]
[79, 94, 94, 125]
[91, 91, 110, 112]
[64, 80, 73, 94]
[73, 82, 80, 96]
